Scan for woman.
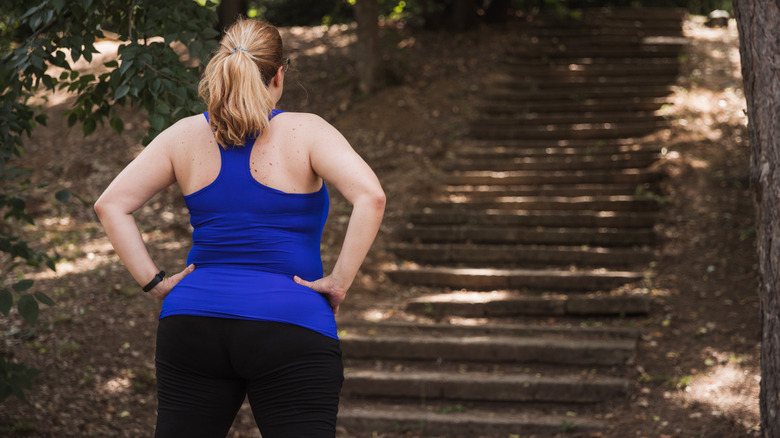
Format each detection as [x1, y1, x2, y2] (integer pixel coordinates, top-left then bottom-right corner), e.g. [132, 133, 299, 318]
[94, 18, 385, 438]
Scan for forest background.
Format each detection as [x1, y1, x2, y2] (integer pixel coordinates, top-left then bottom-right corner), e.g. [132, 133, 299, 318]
[0, 0, 762, 437]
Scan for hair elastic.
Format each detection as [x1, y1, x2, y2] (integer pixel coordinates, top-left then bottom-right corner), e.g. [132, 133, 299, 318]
[231, 46, 249, 55]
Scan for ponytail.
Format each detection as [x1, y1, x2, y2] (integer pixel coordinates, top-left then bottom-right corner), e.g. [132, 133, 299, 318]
[198, 18, 285, 147]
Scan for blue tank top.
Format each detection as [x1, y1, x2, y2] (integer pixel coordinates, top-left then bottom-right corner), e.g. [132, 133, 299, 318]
[160, 111, 337, 339]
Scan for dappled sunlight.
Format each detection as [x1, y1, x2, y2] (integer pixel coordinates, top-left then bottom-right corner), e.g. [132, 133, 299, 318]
[684, 361, 759, 418]
[360, 309, 391, 322]
[103, 375, 132, 394]
[282, 24, 357, 60]
[657, 16, 747, 149]
[27, 213, 189, 280]
[413, 290, 515, 304]
[31, 39, 122, 109]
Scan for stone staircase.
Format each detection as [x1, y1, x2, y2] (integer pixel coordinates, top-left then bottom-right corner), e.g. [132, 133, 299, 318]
[338, 8, 687, 437]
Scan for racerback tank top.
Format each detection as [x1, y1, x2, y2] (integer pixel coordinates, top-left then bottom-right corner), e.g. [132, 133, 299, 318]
[159, 111, 336, 339]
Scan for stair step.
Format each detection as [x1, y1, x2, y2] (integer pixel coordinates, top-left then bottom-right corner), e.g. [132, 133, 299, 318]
[460, 137, 639, 149]
[512, 35, 687, 48]
[523, 16, 685, 35]
[503, 54, 682, 66]
[338, 405, 606, 437]
[522, 24, 684, 38]
[501, 60, 681, 77]
[390, 242, 653, 267]
[490, 75, 677, 91]
[444, 153, 660, 171]
[421, 195, 660, 212]
[444, 183, 657, 197]
[522, 26, 684, 39]
[486, 86, 674, 102]
[532, 11, 686, 27]
[343, 369, 629, 403]
[337, 320, 640, 340]
[469, 121, 668, 140]
[455, 143, 662, 157]
[515, 34, 682, 47]
[471, 112, 666, 126]
[401, 224, 655, 246]
[340, 332, 636, 366]
[507, 45, 683, 59]
[386, 266, 645, 291]
[478, 97, 671, 116]
[406, 291, 652, 317]
[445, 168, 663, 185]
[409, 209, 657, 228]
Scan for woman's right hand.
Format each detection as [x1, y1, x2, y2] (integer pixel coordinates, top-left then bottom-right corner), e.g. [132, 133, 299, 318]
[293, 275, 347, 314]
[147, 264, 196, 301]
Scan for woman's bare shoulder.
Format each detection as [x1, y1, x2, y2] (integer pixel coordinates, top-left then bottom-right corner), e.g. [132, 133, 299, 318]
[152, 114, 211, 147]
[171, 113, 210, 134]
[273, 111, 329, 126]
[273, 111, 341, 139]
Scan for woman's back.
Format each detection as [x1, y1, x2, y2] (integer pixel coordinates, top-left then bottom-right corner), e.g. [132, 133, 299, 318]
[159, 110, 337, 339]
[171, 111, 323, 198]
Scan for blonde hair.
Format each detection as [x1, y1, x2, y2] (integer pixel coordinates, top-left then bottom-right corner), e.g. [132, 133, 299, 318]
[198, 18, 285, 147]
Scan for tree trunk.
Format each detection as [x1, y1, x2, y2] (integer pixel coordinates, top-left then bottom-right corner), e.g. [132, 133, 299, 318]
[484, 0, 510, 24]
[217, 0, 248, 34]
[354, 0, 382, 95]
[732, 1, 780, 437]
[450, 0, 477, 31]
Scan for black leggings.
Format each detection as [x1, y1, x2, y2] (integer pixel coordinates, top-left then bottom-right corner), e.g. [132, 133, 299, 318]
[154, 316, 343, 438]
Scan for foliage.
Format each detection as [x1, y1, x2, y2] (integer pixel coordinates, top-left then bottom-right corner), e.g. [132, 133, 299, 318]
[254, 0, 355, 26]
[247, 0, 729, 28]
[0, 356, 41, 403]
[0, 0, 219, 402]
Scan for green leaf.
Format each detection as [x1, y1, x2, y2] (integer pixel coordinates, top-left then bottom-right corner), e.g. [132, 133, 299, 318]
[114, 84, 130, 101]
[12, 279, 34, 292]
[0, 289, 12, 316]
[18, 295, 39, 325]
[30, 55, 44, 71]
[34, 291, 55, 306]
[109, 117, 124, 135]
[82, 118, 96, 136]
[0, 385, 10, 403]
[119, 59, 133, 76]
[149, 113, 165, 132]
[55, 189, 70, 203]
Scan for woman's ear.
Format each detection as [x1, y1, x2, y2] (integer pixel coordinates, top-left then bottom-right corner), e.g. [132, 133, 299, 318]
[272, 66, 285, 88]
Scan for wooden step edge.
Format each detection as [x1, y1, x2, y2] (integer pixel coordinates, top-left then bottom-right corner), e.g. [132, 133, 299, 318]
[340, 334, 636, 366]
[406, 292, 653, 317]
[342, 369, 629, 403]
[337, 406, 606, 436]
[386, 266, 646, 291]
[336, 319, 641, 340]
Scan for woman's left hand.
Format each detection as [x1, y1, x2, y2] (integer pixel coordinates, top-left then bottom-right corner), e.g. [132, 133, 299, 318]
[293, 275, 347, 314]
[147, 264, 196, 301]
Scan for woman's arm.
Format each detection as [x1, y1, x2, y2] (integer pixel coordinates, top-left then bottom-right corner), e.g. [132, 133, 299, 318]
[293, 115, 386, 314]
[94, 122, 195, 300]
